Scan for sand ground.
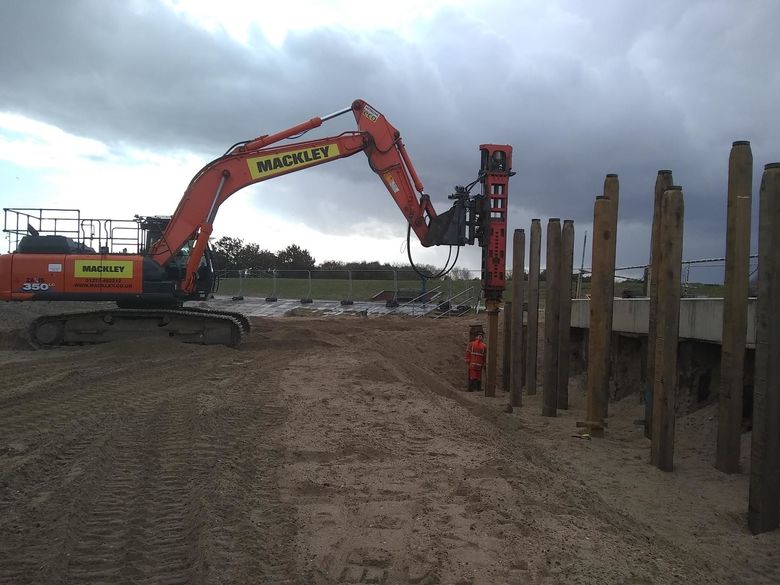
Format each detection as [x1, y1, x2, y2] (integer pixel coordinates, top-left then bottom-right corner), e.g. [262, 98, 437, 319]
[0, 302, 778, 584]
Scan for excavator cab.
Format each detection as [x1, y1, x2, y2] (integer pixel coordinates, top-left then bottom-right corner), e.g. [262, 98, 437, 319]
[136, 215, 216, 303]
[169, 240, 216, 299]
[1, 209, 216, 307]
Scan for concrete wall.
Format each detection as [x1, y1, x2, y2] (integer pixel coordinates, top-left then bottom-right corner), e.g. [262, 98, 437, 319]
[570, 297, 757, 348]
[568, 297, 755, 415]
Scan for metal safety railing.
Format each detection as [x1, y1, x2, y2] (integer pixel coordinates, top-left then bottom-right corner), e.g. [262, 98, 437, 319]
[3, 207, 144, 254]
[385, 284, 445, 317]
[433, 286, 480, 319]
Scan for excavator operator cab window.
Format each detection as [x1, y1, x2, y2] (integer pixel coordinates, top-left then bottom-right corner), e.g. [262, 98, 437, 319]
[170, 241, 205, 270]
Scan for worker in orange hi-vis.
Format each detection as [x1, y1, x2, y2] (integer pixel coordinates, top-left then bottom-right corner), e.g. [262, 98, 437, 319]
[464, 331, 487, 392]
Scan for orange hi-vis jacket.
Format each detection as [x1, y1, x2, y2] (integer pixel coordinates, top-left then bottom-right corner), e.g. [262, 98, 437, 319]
[465, 338, 487, 380]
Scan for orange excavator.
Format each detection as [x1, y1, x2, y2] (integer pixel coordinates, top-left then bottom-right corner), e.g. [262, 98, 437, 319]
[0, 99, 512, 346]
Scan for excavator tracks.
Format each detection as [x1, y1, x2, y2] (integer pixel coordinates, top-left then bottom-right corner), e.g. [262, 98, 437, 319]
[28, 307, 250, 348]
[183, 306, 252, 335]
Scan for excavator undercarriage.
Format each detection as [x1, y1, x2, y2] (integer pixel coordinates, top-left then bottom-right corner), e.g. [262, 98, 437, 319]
[28, 307, 250, 348]
[3, 208, 250, 348]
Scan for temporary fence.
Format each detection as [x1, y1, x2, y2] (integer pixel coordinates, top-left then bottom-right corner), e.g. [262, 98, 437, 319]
[213, 268, 484, 313]
[600, 254, 759, 298]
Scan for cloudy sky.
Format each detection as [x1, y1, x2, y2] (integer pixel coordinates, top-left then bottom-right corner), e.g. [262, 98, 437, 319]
[0, 0, 777, 278]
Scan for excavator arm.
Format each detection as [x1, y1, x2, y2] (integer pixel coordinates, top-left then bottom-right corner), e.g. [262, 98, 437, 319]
[149, 99, 476, 294]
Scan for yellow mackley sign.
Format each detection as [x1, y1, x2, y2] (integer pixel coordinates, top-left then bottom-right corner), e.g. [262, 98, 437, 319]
[74, 260, 134, 279]
[247, 144, 340, 180]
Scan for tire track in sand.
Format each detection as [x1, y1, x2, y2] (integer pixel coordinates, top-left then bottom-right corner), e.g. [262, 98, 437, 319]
[0, 338, 299, 584]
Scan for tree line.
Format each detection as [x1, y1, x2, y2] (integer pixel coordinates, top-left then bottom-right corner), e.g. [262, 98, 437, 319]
[210, 236, 453, 279]
[211, 237, 315, 272]
[210, 236, 595, 281]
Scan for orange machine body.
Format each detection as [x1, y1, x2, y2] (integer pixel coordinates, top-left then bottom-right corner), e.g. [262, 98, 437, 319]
[1, 253, 144, 301]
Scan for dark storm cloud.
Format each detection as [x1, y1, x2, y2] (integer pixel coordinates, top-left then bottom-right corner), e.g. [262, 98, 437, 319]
[1, 0, 778, 270]
[0, 0, 282, 150]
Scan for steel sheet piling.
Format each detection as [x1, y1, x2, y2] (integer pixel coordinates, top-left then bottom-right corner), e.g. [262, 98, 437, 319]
[526, 220, 542, 395]
[650, 186, 684, 472]
[543, 219, 562, 417]
[748, 163, 780, 534]
[716, 141, 753, 474]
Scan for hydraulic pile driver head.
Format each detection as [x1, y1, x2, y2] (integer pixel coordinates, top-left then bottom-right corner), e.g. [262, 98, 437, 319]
[478, 144, 513, 305]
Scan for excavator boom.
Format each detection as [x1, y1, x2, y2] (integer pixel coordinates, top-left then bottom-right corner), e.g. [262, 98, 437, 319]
[151, 99, 459, 294]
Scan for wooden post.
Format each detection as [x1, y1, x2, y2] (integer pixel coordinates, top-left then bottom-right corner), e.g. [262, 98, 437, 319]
[585, 197, 614, 437]
[558, 219, 575, 410]
[485, 299, 500, 397]
[646, 170, 674, 438]
[716, 141, 753, 473]
[510, 229, 525, 407]
[748, 163, 780, 534]
[543, 219, 562, 417]
[526, 219, 542, 395]
[602, 174, 619, 416]
[651, 186, 684, 472]
[503, 301, 512, 392]
[521, 323, 528, 389]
